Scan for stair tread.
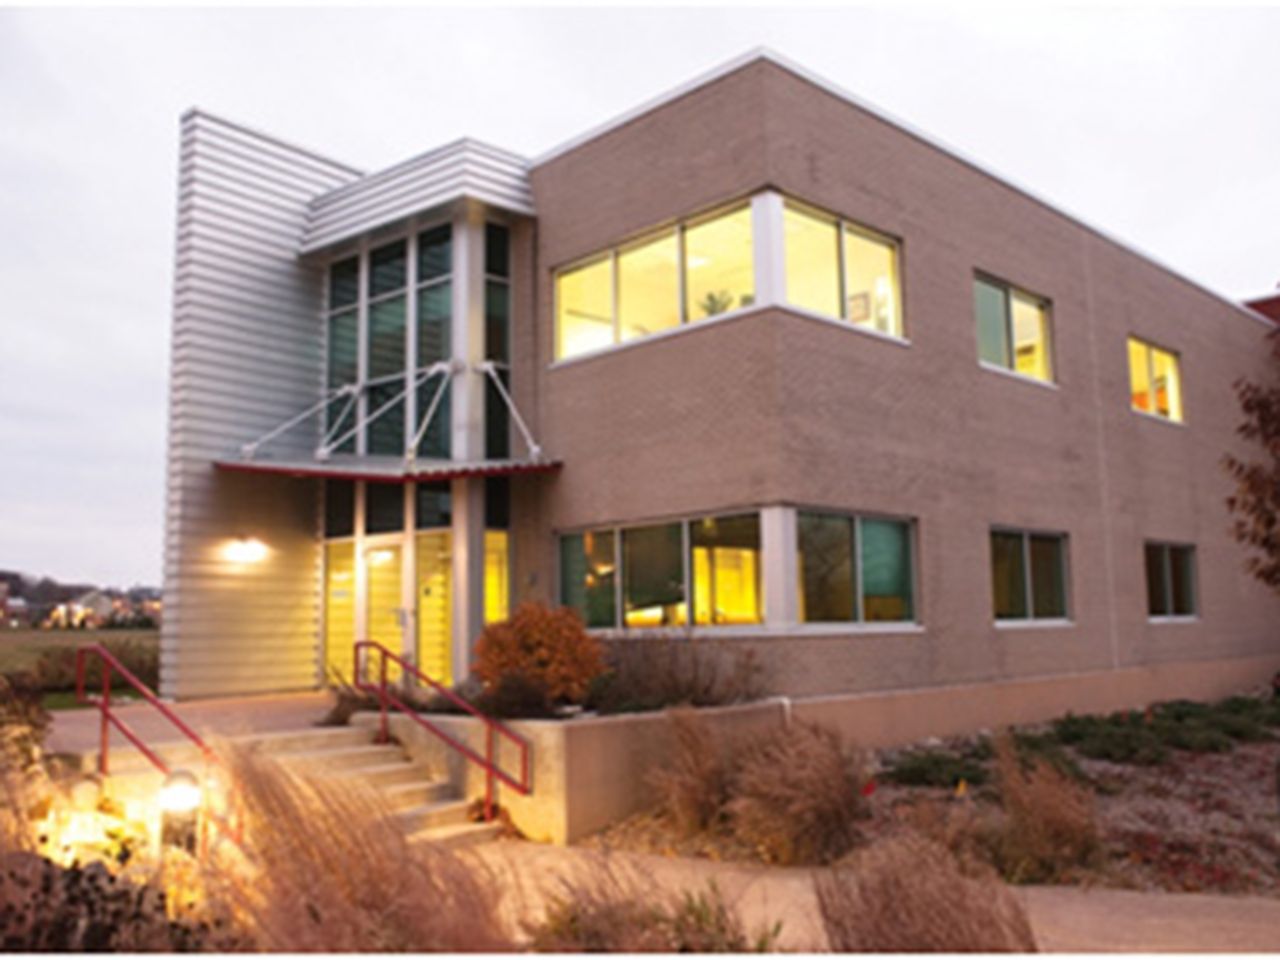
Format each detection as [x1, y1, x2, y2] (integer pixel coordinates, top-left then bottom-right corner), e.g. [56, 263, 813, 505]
[396, 796, 469, 817]
[276, 744, 403, 762]
[381, 777, 452, 794]
[407, 821, 502, 847]
[330, 761, 430, 779]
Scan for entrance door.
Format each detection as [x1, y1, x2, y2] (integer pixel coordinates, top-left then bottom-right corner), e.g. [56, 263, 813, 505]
[415, 530, 452, 685]
[364, 542, 405, 673]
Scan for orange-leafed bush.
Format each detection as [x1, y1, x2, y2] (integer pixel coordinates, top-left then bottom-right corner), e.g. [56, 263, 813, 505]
[473, 603, 605, 705]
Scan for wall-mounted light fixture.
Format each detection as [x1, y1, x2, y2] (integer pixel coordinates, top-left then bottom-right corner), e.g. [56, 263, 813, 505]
[223, 537, 268, 565]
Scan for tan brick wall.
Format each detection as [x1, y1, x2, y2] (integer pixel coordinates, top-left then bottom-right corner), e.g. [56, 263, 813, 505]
[513, 58, 1280, 698]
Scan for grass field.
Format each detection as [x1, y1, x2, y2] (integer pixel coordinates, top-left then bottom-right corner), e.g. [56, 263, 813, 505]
[0, 628, 160, 690]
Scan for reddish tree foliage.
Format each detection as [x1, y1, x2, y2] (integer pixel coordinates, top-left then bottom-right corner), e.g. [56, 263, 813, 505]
[1224, 327, 1280, 593]
[473, 602, 605, 704]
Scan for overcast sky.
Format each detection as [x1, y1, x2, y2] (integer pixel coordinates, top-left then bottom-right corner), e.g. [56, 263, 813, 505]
[1, 5, 1277, 589]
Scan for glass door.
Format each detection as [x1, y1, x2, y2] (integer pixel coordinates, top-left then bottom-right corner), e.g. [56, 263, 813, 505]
[415, 530, 452, 685]
[365, 541, 405, 678]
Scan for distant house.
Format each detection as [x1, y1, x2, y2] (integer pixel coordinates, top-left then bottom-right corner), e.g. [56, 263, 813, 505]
[5, 596, 31, 630]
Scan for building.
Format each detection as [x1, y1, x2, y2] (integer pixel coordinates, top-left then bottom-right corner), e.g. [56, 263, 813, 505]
[162, 49, 1279, 706]
[1245, 291, 1280, 323]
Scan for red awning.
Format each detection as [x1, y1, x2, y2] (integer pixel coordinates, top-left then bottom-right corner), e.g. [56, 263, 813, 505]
[213, 456, 561, 484]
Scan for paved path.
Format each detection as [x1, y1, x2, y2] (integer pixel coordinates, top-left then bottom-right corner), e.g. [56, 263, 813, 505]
[475, 841, 1280, 952]
[46, 691, 333, 757]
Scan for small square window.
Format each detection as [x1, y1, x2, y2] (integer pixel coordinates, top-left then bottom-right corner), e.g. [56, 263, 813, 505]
[991, 529, 1069, 621]
[1145, 542, 1197, 617]
[1129, 337, 1183, 422]
[975, 276, 1054, 383]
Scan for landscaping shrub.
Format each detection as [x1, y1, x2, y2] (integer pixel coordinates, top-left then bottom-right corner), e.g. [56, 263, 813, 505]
[204, 746, 513, 952]
[474, 670, 556, 719]
[726, 721, 868, 865]
[648, 709, 733, 837]
[883, 745, 990, 788]
[528, 864, 778, 952]
[815, 833, 1037, 952]
[0, 674, 50, 771]
[584, 635, 764, 715]
[473, 603, 604, 706]
[30, 637, 159, 695]
[1012, 730, 1087, 783]
[1052, 711, 1168, 766]
[992, 734, 1101, 884]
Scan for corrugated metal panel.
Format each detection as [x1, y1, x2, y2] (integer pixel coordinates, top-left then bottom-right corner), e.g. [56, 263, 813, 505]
[300, 139, 534, 255]
[162, 109, 361, 700]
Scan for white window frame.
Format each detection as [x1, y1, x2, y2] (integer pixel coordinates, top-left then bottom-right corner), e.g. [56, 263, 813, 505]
[1128, 335, 1185, 425]
[794, 508, 920, 626]
[975, 273, 1056, 386]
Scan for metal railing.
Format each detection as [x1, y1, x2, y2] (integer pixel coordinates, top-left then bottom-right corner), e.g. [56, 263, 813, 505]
[354, 640, 531, 820]
[75, 644, 218, 777]
[74, 644, 239, 849]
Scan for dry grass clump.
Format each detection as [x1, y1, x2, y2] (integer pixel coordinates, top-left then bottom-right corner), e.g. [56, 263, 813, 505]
[586, 635, 765, 715]
[649, 710, 868, 865]
[528, 861, 779, 953]
[205, 746, 513, 952]
[648, 708, 733, 837]
[992, 733, 1101, 883]
[815, 833, 1038, 952]
[727, 721, 868, 865]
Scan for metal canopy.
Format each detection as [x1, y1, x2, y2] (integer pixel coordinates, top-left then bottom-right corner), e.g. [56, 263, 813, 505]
[214, 455, 561, 484]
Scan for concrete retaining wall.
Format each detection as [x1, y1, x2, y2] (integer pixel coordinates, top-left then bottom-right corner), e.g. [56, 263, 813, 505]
[372, 651, 1280, 844]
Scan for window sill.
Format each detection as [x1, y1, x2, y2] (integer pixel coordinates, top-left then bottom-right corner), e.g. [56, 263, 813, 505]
[979, 361, 1059, 391]
[1147, 615, 1199, 624]
[589, 621, 925, 640]
[1130, 408, 1187, 428]
[549, 300, 910, 371]
[994, 617, 1075, 630]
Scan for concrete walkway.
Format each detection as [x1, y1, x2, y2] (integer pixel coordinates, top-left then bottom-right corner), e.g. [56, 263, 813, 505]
[45, 691, 333, 757]
[475, 841, 1280, 953]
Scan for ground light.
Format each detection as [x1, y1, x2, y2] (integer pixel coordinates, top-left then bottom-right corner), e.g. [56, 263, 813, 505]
[159, 769, 202, 853]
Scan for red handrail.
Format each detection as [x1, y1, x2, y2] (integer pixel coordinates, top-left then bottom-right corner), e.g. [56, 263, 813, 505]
[74, 643, 239, 850]
[75, 644, 217, 776]
[353, 640, 531, 821]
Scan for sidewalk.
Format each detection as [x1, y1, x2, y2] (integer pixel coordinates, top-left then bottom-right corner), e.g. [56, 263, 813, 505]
[45, 690, 333, 756]
[475, 841, 1280, 953]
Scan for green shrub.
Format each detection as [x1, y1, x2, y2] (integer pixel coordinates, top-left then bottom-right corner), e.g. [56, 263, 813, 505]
[30, 638, 159, 696]
[1052, 712, 1167, 766]
[1011, 731, 1087, 783]
[883, 748, 989, 789]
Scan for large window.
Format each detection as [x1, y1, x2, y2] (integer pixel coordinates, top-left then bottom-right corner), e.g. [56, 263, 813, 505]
[1128, 337, 1183, 422]
[975, 276, 1053, 383]
[560, 512, 762, 629]
[323, 223, 454, 457]
[485, 223, 512, 458]
[991, 529, 1069, 621]
[796, 512, 915, 623]
[784, 203, 903, 339]
[555, 205, 754, 361]
[1145, 542, 1197, 618]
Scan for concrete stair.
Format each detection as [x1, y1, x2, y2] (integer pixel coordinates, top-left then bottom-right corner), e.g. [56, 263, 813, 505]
[82, 724, 500, 849]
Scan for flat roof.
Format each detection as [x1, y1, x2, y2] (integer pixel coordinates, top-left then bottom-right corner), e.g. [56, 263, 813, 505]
[532, 47, 1275, 331]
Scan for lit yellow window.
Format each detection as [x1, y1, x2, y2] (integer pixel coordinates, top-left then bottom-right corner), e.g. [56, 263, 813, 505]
[484, 530, 510, 625]
[618, 231, 680, 342]
[685, 206, 754, 321]
[1128, 338, 1152, 413]
[844, 226, 901, 338]
[784, 204, 840, 317]
[556, 256, 613, 360]
[1128, 337, 1183, 422]
[1010, 291, 1052, 382]
[1151, 347, 1183, 422]
[690, 514, 762, 626]
[324, 541, 355, 684]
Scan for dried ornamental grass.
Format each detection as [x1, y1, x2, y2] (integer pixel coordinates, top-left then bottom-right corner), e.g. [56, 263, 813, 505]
[815, 833, 1038, 952]
[648, 708, 733, 837]
[527, 858, 779, 953]
[727, 721, 868, 865]
[994, 732, 1101, 883]
[204, 746, 513, 952]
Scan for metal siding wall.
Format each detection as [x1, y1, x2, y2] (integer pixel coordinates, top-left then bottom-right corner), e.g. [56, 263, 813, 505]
[301, 140, 534, 254]
[162, 111, 361, 699]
